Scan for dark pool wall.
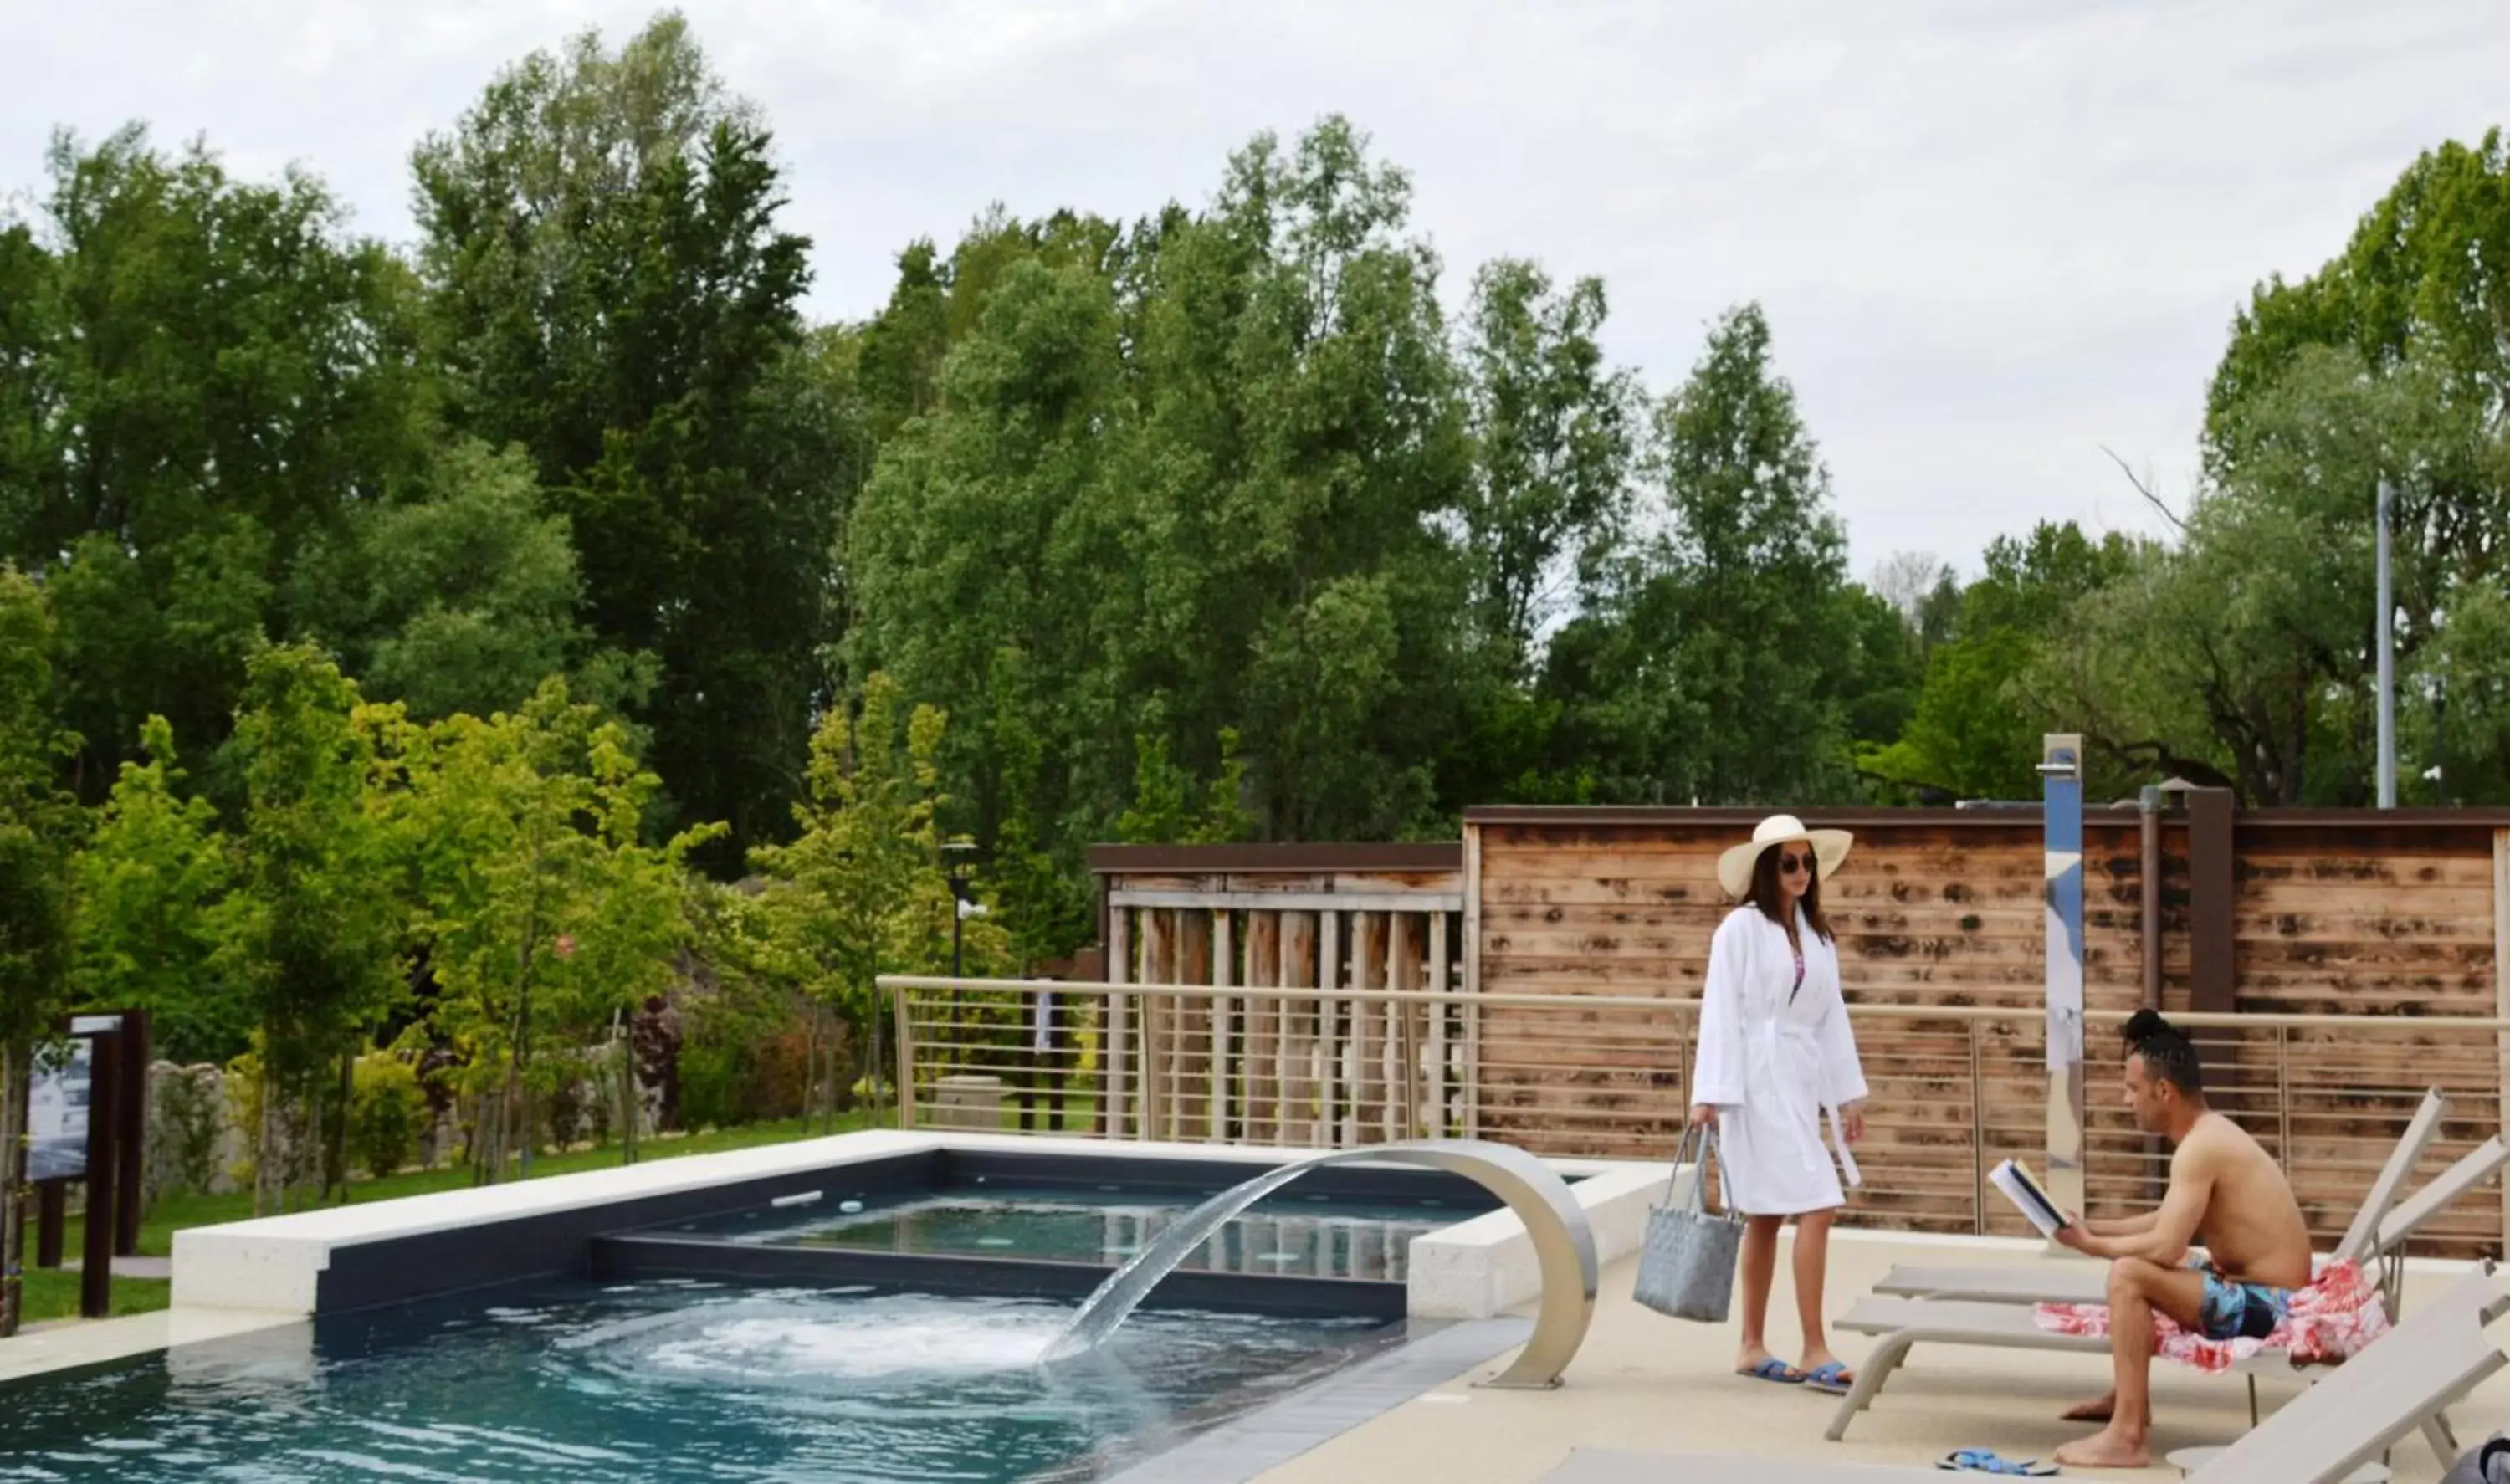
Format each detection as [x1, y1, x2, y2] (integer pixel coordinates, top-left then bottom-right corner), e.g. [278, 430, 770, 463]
[315, 1149, 1499, 1317]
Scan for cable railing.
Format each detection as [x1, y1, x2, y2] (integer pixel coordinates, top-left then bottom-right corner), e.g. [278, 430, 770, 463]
[881, 976, 2510, 1258]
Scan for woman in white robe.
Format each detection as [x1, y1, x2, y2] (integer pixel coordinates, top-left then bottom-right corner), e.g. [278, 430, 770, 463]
[1688, 813, 1869, 1393]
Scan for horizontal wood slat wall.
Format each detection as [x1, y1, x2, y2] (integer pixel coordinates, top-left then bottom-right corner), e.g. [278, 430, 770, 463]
[1087, 811, 2510, 1257]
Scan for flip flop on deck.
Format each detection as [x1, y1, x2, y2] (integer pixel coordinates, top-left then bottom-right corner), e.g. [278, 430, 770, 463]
[1935, 1451, 2056, 1476]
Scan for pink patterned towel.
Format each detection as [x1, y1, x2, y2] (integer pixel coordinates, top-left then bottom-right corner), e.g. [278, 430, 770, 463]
[2032, 1258, 2390, 1374]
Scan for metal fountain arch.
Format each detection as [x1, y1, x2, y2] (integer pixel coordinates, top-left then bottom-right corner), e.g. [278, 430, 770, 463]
[1042, 1136, 1598, 1389]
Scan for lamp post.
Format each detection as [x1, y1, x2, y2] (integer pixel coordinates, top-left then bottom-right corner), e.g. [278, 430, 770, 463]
[944, 843, 986, 977]
[2377, 477, 2396, 809]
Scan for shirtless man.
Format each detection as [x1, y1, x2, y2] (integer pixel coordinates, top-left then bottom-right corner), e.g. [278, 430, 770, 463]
[2046, 1010, 2313, 1470]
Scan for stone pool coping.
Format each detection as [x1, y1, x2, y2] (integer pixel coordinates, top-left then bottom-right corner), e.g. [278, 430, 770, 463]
[0, 1307, 301, 1386]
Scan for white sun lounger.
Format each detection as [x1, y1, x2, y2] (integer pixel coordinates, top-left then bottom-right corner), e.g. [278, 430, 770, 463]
[1830, 1232, 2510, 1454]
[1827, 1130, 2510, 1443]
[1874, 1090, 2458, 1308]
[1539, 1263, 2510, 1484]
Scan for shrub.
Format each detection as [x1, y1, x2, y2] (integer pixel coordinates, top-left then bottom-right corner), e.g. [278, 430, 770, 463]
[349, 1052, 427, 1179]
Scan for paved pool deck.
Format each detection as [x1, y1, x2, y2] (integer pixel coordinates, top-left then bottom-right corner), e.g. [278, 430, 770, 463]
[1247, 1228, 2510, 1482]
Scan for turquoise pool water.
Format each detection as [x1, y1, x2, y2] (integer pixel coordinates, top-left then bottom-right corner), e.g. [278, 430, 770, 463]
[0, 1279, 1400, 1481]
[682, 1183, 1478, 1282]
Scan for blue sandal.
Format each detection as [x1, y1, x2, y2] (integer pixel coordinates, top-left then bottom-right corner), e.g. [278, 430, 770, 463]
[1936, 1450, 2057, 1476]
[1735, 1357, 1804, 1384]
[1802, 1359, 1857, 1394]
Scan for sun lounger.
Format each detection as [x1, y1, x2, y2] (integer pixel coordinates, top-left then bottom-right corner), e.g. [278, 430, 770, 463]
[1827, 1260, 2510, 1456]
[1827, 1131, 2510, 1441]
[1873, 1091, 2457, 1307]
[1539, 1263, 2510, 1483]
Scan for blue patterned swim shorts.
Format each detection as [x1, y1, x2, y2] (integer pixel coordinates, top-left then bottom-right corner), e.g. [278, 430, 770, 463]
[2195, 1263, 2292, 1341]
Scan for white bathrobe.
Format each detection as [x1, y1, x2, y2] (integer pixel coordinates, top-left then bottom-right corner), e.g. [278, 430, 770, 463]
[1689, 904, 1868, 1216]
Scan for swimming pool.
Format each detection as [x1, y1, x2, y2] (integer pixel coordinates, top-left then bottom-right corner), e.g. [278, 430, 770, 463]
[30, 1133, 1631, 1482]
[668, 1180, 1476, 1282]
[0, 1278, 1402, 1481]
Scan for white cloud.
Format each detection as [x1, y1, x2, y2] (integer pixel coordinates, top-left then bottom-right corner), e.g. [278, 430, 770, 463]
[5, 0, 2501, 576]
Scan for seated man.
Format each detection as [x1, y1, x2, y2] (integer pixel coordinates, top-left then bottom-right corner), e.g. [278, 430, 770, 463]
[2046, 1009, 2313, 1469]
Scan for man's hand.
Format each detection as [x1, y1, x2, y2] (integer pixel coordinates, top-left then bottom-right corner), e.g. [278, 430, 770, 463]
[1688, 1103, 1717, 1130]
[2051, 1217, 2093, 1253]
[1842, 1102, 1866, 1144]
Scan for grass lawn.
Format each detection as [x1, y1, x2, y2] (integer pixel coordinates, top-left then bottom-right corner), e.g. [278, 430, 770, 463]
[20, 1109, 885, 1326]
[17, 1077, 1106, 1329]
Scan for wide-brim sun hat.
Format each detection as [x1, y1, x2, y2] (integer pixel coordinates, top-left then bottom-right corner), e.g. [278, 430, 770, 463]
[1715, 813, 1853, 900]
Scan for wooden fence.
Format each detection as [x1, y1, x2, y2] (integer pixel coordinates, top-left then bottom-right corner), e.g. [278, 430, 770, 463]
[1082, 804, 2510, 1254]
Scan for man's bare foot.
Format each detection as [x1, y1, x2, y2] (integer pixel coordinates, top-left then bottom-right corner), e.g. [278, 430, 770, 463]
[2061, 1392, 2114, 1422]
[2052, 1426, 2150, 1469]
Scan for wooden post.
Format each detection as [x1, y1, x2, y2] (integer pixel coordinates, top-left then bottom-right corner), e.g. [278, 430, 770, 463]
[1282, 912, 1317, 1146]
[1176, 911, 1212, 1141]
[1141, 908, 1173, 1141]
[34, 1183, 63, 1269]
[1247, 912, 1282, 1144]
[80, 1028, 119, 1320]
[1462, 822, 1483, 1139]
[1388, 913, 1418, 1141]
[1107, 907, 1132, 1139]
[2495, 829, 2509, 1251]
[1352, 913, 1386, 1145]
[115, 1011, 148, 1256]
[1211, 909, 1233, 1143]
[1319, 911, 1342, 1148]
[1428, 911, 1451, 1137]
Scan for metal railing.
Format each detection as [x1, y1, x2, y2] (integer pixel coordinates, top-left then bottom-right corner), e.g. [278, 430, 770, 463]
[882, 975, 2510, 1257]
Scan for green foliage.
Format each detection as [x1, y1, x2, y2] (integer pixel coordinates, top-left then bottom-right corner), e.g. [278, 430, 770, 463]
[10, 127, 427, 804]
[745, 673, 1007, 1049]
[348, 1052, 428, 1179]
[71, 716, 238, 1062]
[302, 439, 592, 724]
[1861, 522, 2140, 801]
[387, 676, 717, 1175]
[0, 566, 78, 1052]
[413, 13, 858, 868]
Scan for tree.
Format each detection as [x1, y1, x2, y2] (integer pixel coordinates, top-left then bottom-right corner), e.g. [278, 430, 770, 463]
[13, 127, 425, 803]
[392, 678, 715, 1181]
[2041, 346, 2489, 804]
[414, 14, 857, 868]
[747, 674, 1005, 1123]
[0, 566, 78, 1337]
[1457, 259, 1639, 678]
[71, 716, 236, 1063]
[1560, 304, 1853, 804]
[1862, 521, 2138, 801]
[211, 644, 405, 1214]
[296, 439, 597, 724]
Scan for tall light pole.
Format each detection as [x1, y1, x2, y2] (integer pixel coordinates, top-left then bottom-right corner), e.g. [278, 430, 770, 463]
[944, 842, 986, 977]
[2376, 478, 2396, 809]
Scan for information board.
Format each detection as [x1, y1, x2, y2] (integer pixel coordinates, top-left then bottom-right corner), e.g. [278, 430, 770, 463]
[27, 1036, 95, 1183]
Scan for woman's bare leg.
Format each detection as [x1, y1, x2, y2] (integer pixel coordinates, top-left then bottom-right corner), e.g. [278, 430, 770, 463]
[1790, 1208, 1851, 1379]
[1735, 1214, 1791, 1374]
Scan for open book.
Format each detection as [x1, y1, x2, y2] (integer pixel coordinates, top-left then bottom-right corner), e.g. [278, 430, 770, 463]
[1990, 1159, 2072, 1237]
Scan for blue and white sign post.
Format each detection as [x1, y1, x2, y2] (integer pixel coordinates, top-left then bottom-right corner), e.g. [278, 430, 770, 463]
[2041, 734, 2087, 1231]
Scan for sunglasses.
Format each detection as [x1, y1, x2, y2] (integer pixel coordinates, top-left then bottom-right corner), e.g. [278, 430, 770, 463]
[1777, 851, 1816, 875]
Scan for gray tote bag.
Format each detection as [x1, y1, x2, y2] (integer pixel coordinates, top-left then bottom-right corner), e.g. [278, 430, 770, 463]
[1632, 1123, 1744, 1323]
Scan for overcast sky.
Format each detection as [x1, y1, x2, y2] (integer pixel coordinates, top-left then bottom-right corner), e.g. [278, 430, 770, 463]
[5, 0, 2501, 579]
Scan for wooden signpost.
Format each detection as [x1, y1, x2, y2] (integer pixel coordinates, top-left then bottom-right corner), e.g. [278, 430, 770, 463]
[24, 1009, 149, 1320]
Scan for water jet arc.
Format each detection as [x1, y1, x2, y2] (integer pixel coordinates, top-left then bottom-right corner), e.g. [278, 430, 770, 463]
[1040, 1138, 1596, 1389]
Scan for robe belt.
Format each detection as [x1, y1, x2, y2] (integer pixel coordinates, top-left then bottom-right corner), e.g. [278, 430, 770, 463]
[1757, 1021, 1862, 1191]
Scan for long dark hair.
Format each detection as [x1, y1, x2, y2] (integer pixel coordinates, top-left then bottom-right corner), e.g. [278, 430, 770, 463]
[1744, 842, 1835, 944]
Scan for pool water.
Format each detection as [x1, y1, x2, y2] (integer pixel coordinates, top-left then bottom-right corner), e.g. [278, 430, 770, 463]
[680, 1184, 1475, 1282]
[0, 1280, 1401, 1482]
